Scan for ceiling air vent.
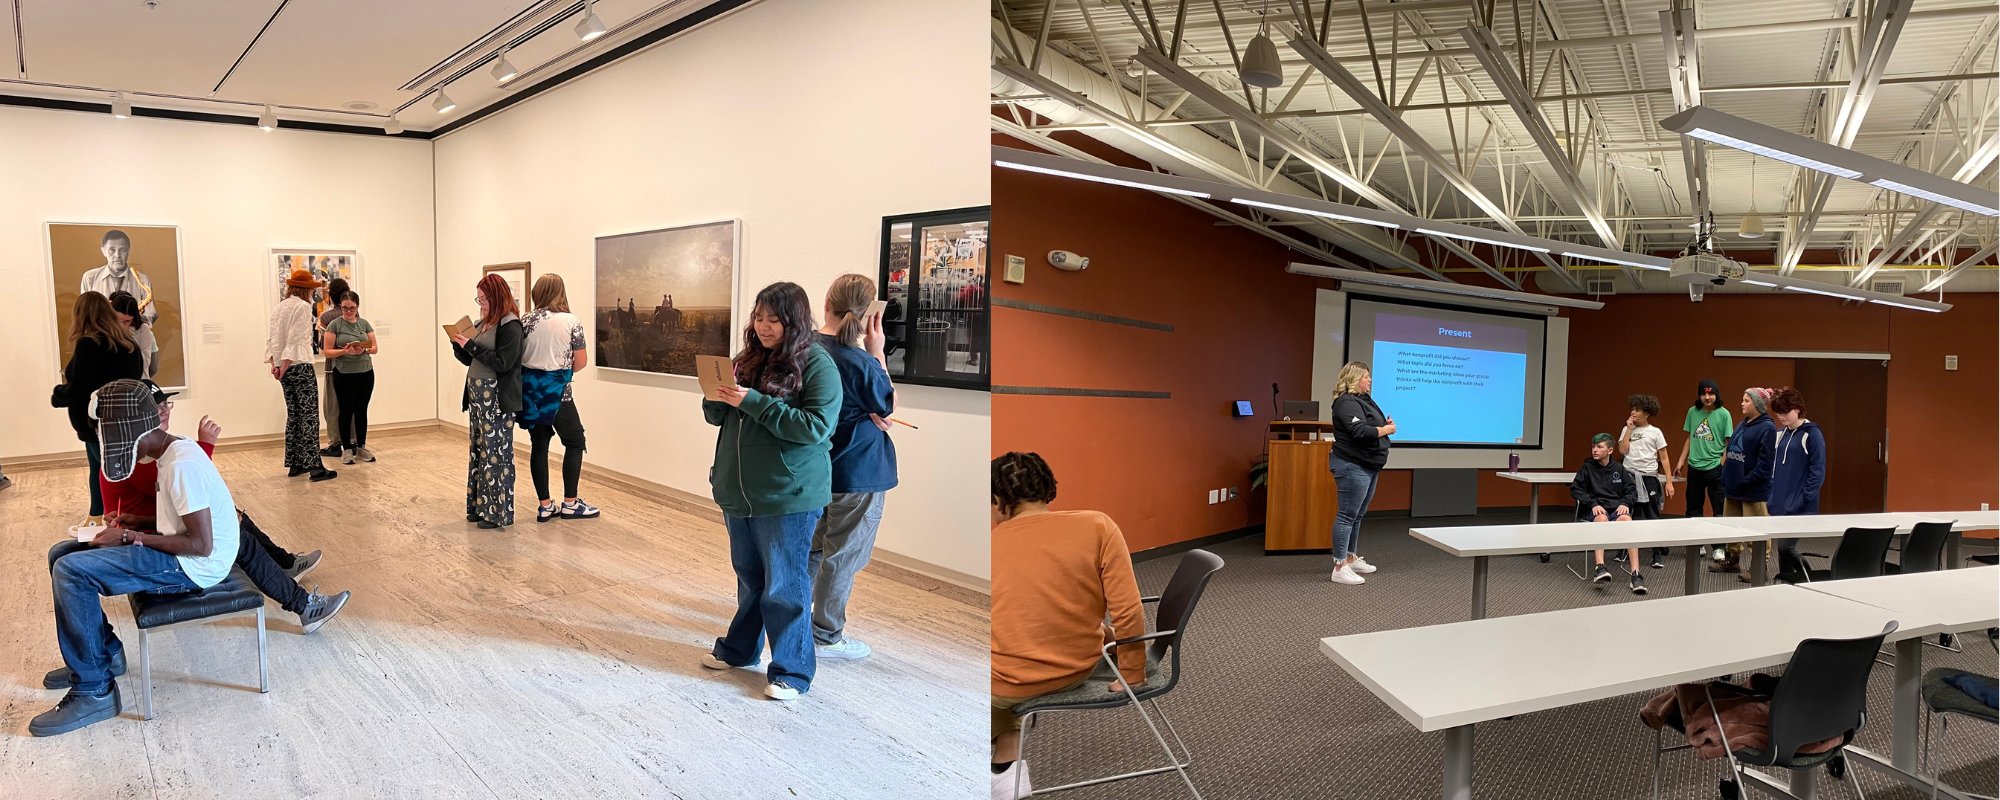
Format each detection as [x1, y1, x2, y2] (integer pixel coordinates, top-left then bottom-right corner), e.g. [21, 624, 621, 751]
[1869, 278, 1905, 296]
[1584, 277, 1616, 296]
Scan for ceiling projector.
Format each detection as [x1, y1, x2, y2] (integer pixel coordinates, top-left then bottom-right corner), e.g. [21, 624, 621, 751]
[1669, 252, 1746, 286]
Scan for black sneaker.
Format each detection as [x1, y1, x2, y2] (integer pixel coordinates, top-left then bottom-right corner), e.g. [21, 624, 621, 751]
[29, 685, 121, 737]
[298, 588, 350, 634]
[477, 520, 502, 529]
[1649, 554, 1666, 569]
[285, 550, 323, 581]
[1592, 564, 1612, 582]
[42, 650, 126, 690]
[309, 468, 338, 482]
[288, 466, 311, 477]
[1631, 573, 1649, 595]
[319, 444, 343, 457]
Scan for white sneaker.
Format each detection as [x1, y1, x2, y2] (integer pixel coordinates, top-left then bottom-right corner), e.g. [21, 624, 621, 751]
[991, 760, 1032, 800]
[815, 638, 872, 660]
[1349, 556, 1378, 574]
[763, 681, 800, 701]
[700, 655, 736, 671]
[1330, 564, 1366, 585]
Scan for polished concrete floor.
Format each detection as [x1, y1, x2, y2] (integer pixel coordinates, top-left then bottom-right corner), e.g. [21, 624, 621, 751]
[0, 428, 985, 799]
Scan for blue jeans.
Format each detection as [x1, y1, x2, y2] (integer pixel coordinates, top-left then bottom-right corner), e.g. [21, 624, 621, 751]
[49, 543, 197, 694]
[1328, 453, 1380, 561]
[714, 510, 822, 692]
[84, 438, 104, 516]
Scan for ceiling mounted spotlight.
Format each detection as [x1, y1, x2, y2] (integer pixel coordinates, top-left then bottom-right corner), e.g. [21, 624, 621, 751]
[111, 92, 131, 119]
[575, 0, 607, 41]
[385, 115, 403, 135]
[258, 105, 278, 130]
[432, 91, 457, 114]
[491, 49, 519, 84]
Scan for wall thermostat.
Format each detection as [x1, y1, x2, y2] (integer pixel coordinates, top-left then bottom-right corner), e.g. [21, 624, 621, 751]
[1003, 254, 1026, 284]
[1048, 250, 1089, 271]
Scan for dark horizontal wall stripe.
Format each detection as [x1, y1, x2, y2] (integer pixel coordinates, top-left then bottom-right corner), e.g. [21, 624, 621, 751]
[993, 297, 1173, 331]
[0, 93, 434, 138]
[993, 386, 1172, 399]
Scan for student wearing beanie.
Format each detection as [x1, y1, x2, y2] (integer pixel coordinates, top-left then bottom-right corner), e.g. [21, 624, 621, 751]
[1720, 387, 1778, 580]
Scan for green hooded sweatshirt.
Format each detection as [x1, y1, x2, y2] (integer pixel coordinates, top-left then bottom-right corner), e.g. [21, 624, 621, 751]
[704, 346, 842, 518]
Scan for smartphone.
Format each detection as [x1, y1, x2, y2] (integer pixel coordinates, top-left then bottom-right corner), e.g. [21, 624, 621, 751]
[865, 299, 888, 321]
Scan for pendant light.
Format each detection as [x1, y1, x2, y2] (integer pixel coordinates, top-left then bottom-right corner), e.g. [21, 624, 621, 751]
[1738, 160, 1766, 238]
[1239, 3, 1284, 89]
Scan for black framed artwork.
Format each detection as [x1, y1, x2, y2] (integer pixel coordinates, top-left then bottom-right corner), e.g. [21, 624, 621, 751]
[878, 206, 989, 391]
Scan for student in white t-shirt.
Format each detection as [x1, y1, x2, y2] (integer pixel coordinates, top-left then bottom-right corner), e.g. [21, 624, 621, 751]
[1620, 394, 1675, 569]
[519, 274, 599, 523]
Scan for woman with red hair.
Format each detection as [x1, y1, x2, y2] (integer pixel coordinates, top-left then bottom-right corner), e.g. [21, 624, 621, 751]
[450, 274, 525, 528]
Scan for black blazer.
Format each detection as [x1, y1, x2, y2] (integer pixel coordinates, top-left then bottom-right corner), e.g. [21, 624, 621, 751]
[63, 336, 145, 442]
[453, 318, 524, 414]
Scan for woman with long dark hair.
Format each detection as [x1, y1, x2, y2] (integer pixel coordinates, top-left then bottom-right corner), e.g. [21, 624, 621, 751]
[58, 292, 143, 523]
[450, 274, 524, 528]
[700, 282, 841, 701]
[105, 291, 158, 379]
[521, 273, 597, 522]
[267, 270, 336, 481]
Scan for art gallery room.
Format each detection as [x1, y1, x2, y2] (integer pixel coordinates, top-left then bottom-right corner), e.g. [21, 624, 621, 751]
[988, 2, 1997, 800]
[0, 0, 989, 798]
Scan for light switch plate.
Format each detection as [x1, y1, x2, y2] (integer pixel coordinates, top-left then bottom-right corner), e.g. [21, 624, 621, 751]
[1004, 254, 1026, 284]
[1207, 489, 1219, 505]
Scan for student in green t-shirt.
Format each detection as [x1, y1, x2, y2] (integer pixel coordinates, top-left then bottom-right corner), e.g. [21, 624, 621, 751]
[1675, 378, 1733, 564]
[321, 291, 379, 465]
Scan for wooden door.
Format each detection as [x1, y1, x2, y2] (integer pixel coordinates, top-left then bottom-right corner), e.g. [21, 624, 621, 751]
[1792, 359, 1888, 514]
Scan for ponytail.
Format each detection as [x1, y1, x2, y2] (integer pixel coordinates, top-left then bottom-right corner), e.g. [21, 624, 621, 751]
[824, 273, 876, 348]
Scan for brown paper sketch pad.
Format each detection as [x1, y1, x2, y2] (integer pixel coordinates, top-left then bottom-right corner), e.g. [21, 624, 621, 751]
[443, 316, 476, 341]
[696, 354, 737, 401]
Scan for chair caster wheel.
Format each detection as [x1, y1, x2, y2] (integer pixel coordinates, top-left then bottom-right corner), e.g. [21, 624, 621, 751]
[1826, 754, 1845, 779]
[1718, 778, 1741, 800]
[1539, 553, 1551, 563]
[1938, 632, 1955, 648]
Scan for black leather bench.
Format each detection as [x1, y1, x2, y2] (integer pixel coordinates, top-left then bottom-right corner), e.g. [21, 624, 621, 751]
[126, 568, 268, 720]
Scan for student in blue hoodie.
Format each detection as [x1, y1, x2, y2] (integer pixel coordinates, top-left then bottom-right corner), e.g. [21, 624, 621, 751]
[1765, 387, 1825, 575]
[1720, 387, 1778, 580]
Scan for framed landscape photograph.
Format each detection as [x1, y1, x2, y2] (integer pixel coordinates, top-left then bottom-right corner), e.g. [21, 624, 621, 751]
[878, 206, 989, 391]
[594, 220, 739, 377]
[49, 222, 188, 390]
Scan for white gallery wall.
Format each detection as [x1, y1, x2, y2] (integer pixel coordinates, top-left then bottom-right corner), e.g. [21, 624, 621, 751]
[432, 0, 991, 582]
[0, 107, 437, 460]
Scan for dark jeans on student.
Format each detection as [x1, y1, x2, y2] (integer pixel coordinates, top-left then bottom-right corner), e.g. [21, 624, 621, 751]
[1636, 475, 1670, 561]
[332, 368, 375, 448]
[808, 492, 885, 645]
[714, 509, 821, 692]
[49, 544, 198, 694]
[528, 399, 586, 502]
[1327, 452, 1381, 561]
[84, 439, 104, 517]
[49, 515, 308, 614]
[1686, 465, 1726, 555]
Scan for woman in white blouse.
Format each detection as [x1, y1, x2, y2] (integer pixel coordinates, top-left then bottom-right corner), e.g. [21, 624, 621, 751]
[267, 269, 337, 481]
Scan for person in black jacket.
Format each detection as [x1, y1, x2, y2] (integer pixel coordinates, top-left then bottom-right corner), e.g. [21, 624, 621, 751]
[1572, 433, 1646, 594]
[450, 274, 525, 528]
[1327, 362, 1394, 585]
[58, 292, 144, 523]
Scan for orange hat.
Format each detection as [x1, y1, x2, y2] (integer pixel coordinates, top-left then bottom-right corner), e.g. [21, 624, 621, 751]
[285, 268, 325, 288]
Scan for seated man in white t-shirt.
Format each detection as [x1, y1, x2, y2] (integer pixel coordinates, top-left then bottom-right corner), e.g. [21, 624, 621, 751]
[1620, 395, 1675, 569]
[32, 379, 242, 737]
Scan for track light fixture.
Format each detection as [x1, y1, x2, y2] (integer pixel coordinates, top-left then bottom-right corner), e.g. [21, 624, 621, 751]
[433, 91, 457, 114]
[385, 115, 403, 135]
[258, 105, 278, 130]
[111, 93, 131, 119]
[491, 49, 519, 84]
[575, 0, 607, 41]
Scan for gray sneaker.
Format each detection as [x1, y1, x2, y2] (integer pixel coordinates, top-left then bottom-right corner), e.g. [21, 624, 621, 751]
[42, 650, 126, 690]
[354, 446, 376, 462]
[285, 550, 323, 581]
[815, 638, 872, 660]
[341, 448, 356, 465]
[0, 475, 13, 491]
[298, 588, 351, 634]
[29, 685, 121, 737]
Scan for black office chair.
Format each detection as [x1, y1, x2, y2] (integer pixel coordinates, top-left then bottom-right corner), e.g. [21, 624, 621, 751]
[1883, 521, 1953, 575]
[1774, 527, 1895, 584]
[1012, 549, 1224, 798]
[1920, 668, 1998, 800]
[1647, 621, 1899, 800]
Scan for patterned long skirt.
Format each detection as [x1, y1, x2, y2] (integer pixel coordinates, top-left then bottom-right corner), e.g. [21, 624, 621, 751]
[465, 377, 516, 526]
[280, 363, 321, 470]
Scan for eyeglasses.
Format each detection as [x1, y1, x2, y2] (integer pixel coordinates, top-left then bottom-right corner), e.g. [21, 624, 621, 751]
[340, 305, 358, 311]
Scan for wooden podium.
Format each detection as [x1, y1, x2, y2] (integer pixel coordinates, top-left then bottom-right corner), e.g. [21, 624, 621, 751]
[1265, 426, 1338, 554]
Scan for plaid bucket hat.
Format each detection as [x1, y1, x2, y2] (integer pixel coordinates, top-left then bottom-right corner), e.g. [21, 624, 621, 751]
[91, 379, 159, 482]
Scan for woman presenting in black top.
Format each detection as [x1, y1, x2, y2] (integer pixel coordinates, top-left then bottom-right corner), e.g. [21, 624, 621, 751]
[57, 292, 144, 524]
[1327, 361, 1394, 585]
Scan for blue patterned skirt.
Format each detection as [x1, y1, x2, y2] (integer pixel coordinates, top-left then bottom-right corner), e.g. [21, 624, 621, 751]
[518, 368, 572, 428]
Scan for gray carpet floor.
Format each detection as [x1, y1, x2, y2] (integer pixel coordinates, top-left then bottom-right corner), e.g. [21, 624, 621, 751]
[1016, 512, 2000, 799]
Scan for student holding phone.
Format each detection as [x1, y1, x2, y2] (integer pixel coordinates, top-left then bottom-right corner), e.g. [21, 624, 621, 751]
[322, 291, 379, 464]
[806, 275, 896, 660]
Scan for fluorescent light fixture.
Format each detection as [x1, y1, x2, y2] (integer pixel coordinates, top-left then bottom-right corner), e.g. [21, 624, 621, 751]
[1231, 198, 1398, 228]
[994, 159, 1211, 198]
[1868, 297, 1944, 312]
[432, 91, 457, 114]
[491, 50, 519, 84]
[1868, 178, 1999, 217]
[385, 115, 403, 135]
[575, 0, 607, 41]
[258, 105, 278, 130]
[1685, 127, 1861, 178]
[1782, 284, 1862, 300]
[1287, 263, 1605, 310]
[1738, 279, 1776, 287]
[1566, 251, 1667, 270]
[111, 93, 131, 119]
[1415, 228, 1551, 253]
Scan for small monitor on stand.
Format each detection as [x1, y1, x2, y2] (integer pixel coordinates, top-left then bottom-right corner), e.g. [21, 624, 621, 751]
[1281, 400, 1320, 421]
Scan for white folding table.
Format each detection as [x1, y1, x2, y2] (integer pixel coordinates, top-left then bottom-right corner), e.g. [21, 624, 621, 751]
[1413, 518, 1747, 618]
[1793, 567, 2000, 800]
[1707, 512, 1963, 583]
[1492, 471, 1579, 525]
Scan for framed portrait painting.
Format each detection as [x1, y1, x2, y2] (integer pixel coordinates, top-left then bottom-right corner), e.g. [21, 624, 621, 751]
[49, 222, 188, 390]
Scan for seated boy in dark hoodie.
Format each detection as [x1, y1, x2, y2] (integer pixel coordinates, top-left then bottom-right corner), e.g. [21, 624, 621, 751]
[1572, 433, 1647, 595]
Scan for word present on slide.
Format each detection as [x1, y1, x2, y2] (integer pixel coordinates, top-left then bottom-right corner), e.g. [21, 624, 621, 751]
[1370, 314, 1529, 444]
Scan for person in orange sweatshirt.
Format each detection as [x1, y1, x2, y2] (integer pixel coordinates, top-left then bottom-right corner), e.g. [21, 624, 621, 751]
[989, 452, 1148, 798]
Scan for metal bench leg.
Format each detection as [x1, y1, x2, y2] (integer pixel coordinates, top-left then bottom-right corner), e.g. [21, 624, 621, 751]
[256, 606, 269, 693]
[140, 628, 154, 721]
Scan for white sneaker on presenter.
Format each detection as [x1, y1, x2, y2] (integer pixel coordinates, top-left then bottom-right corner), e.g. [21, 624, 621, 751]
[1330, 564, 1365, 585]
[1349, 556, 1377, 574]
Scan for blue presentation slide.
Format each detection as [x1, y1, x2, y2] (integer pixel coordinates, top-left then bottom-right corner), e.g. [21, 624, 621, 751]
[1368, 317, 1529, 444]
